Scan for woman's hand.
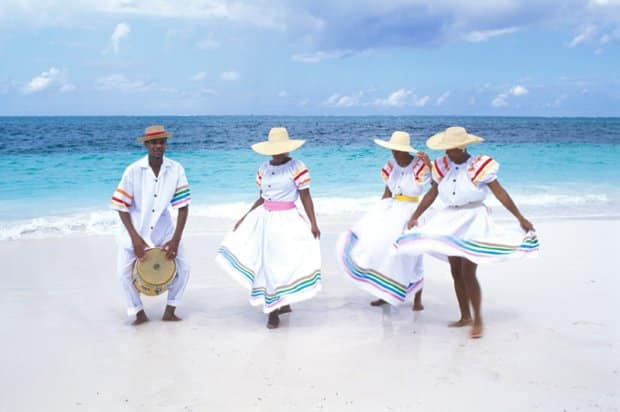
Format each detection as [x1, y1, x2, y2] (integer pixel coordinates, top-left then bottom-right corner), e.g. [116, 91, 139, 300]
[417, 151, 432, 169]
[519, 217, 535, 232]
[407, 217, 418, 230]
[311, 224, 321, 239]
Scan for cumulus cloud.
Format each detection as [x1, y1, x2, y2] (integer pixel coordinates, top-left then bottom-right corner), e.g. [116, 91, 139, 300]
[96, 74, 152, 92]
[414, 95, 429, 107]
[375, 89, 412, 107]
[191, 71, 207, 81]
[324, 92, 361, 108]
[291, 49, 355, 63]
[463, 27, 520, 42]
[491, 93, 509, 107]
[510, 85, 529, 96]
[436, 91, 450, 106]
[221, 71, 240, 80]
[105, 22, 131, 54]
[22, 67, 74, 94]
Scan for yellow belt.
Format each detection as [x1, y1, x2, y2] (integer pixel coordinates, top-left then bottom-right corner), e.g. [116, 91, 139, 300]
[393, 194, 419, 202]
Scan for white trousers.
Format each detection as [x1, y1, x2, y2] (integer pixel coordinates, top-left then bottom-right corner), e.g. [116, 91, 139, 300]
[117, 240, 190, 317]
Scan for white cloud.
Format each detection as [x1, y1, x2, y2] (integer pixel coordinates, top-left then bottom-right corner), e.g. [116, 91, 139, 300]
[59, 83, 76, 93]
[510, 85, 529, 96]
[570, 25, 597, 47]
[96, 74, 152, 92]
[278, 90, 288, 97]
[199, 88, 217, 95]
[492, 93, 509, 107]
[291, 49, 354, 63]
[414, 95, 429, 107]
[191, 71, 207, 81]
[375, 89, 411, 107]
[436, 91, 450, 106]
[22, 67, 61, 94]
[105, 22, 131, 54]
[324, 92, 361, 108]
[464, 27, 519, 42]
[221, 71, 240, 81]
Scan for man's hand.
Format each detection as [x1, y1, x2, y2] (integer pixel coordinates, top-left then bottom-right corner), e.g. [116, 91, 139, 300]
[162, 238, 180, 260]
[131, 235, 149, 261]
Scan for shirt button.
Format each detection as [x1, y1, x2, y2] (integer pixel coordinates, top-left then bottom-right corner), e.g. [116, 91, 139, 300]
[453, 192, 456, 195]
[272, 172, 275, 175]
[155, 179, 158, 182]
[154, 194, 157, 197]
[152, 209, 155, 213]
[453, 179, 456, 182]
[150, 226, 154, 230]
[268, 185, 271, 188]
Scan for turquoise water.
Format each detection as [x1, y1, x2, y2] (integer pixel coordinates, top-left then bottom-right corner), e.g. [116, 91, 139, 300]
[1, 116, 619, 239]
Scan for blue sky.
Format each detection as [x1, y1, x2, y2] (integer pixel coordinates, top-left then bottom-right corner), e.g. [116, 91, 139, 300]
[0, 0, 619, 116]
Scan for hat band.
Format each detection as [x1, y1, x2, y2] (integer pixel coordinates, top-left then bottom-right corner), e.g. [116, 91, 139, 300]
[144, 131, 168, 137]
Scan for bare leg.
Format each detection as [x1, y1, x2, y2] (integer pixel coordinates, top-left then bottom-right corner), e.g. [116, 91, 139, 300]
[370, 299, 388, 306]
[278, 305, 292, 314]
[132, 309, 148, 326]
[447, 256, 472, 327]
[412, 289, 424, 311]
[162, 305, 182, 321]
[462, 258, 483, 338]
[267, 310, 280, 329]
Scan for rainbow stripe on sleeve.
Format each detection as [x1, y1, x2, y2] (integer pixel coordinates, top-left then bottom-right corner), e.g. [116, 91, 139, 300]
[110, 187, 133, 211]
[171, 185, 191, 208]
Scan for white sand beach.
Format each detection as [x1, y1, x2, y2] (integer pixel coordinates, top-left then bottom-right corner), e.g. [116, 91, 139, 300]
[1, 218, 619, 411]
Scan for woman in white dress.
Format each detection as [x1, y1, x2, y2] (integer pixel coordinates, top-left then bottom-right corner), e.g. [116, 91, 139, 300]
[337, 131, 432, 309]
[216, 127, 321, 329]
[395, 126, 539, 338]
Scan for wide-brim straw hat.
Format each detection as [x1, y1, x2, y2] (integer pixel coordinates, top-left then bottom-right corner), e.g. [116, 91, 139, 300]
[426, 126, 484, 150]
[137, 125, 172, 142]
[374, 131, 418, 153]
[251, 127, 305, 155]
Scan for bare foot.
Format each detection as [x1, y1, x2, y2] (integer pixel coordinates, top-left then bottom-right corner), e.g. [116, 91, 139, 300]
[278, 305, 292, 315]
[370, 299, 388, 306]
[412, 302, 424, 311]
[132, 310, 148, 326]
[162, 305, 182, 321]
[470, 321, 483, 339]
[267, 312, 280, 329]
[448, 318, 473, 327]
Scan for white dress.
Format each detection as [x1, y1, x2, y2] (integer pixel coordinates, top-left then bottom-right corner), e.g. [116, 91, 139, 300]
[395, 154, 539, 263]
[336, 157, 431, 305]
[215, 158, 322, 313]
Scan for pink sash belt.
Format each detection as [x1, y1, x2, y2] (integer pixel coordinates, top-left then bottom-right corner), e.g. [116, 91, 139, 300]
[263, 200, 296, 211]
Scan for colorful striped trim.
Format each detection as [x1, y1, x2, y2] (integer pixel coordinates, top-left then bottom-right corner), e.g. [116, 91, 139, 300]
[340, 231, 423, 302]
[469, 155, 497, 185]
[250, 271, 321, 309]
[395, 232, 539, 260]
[216, 246, 256, 284]
[111, 187, 133, 211]
[171, 185, 191, 207]
[217, 245, 321, 309]
[432, 156, 449, 182]
[413, 159, 429, 184]
[381, 161, 394, 182]
[256, 170, 263, 187]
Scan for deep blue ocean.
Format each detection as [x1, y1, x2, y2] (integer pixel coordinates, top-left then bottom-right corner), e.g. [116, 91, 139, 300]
[1, 116, 619, 239]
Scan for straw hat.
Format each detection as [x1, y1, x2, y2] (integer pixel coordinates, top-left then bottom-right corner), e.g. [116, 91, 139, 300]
[251, 127, 305, 156]
[426, 126, 484, 150]
[137, 125, 172, 143]
[374, 131, 418, 153]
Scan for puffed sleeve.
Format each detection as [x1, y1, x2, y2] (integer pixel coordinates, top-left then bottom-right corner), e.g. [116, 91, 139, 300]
[170, 165, 191, 209]
[431, 156, 450, 183]
[470, 155, 500, 186]
[413, 157, 430, 186]
[380, 160, 394, 183]
[292, 160, 311, 190]
[110, 167, 134, 212]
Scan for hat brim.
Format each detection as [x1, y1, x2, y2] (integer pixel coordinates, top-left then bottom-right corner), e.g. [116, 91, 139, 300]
[426, 133, 484, 150]
[138, 132, 172, 143]
[251, 139, 305, 156]
[374, 139, 418, 153]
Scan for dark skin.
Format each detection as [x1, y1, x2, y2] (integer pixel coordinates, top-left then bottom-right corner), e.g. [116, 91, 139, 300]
[406, 147, 534, 338]
[233, 152, 320, 329]
[118, 137, 188, 325]
[370, 150, 432, 311]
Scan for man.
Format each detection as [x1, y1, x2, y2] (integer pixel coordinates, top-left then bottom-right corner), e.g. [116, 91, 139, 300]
[111, 125, 191, 325]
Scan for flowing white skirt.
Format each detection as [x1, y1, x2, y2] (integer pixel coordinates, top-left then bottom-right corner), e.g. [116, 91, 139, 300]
[215, 205, 322, 313]
[337, 198, 426, 305]
[395, 203, 539, 264]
